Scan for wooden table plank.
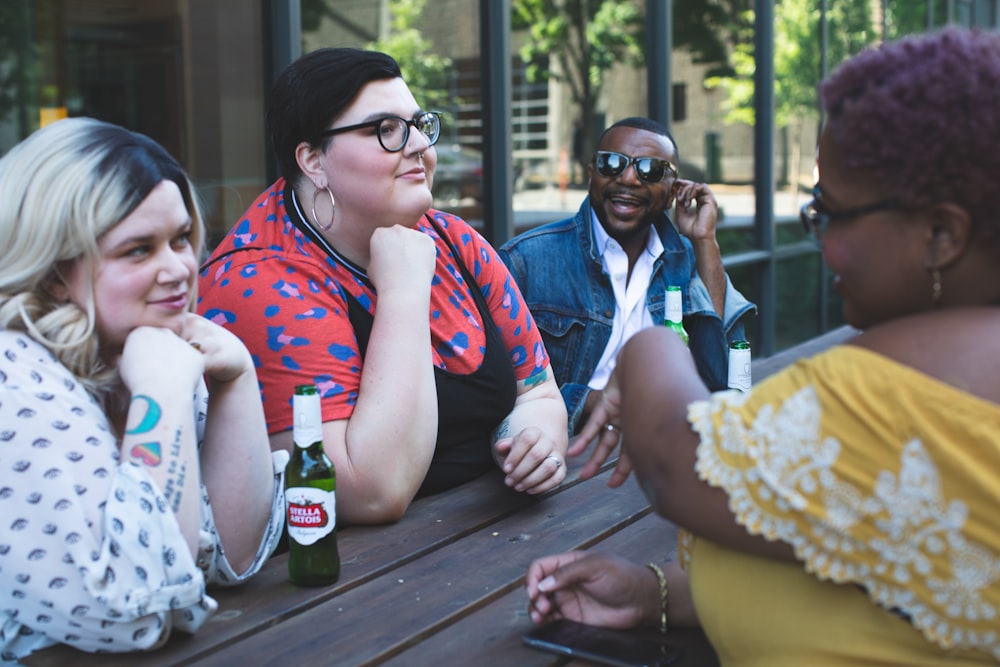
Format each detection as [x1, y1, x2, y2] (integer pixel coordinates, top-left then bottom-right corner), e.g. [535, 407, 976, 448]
[188, 469, 652, 666]
[382, 513, 718, 667]
[23, 327, 856, 667]
[24, 468, 585, 667]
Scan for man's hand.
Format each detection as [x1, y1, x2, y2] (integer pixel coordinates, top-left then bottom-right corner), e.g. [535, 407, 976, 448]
[672, 180, 719, 242]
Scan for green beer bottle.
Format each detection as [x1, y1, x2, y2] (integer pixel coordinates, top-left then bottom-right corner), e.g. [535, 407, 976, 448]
[285, 384, 340, 586]
[664, 286, 689, 346]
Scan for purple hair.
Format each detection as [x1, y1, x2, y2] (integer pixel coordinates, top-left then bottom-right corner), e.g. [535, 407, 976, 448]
[819, 27, 1000, 243]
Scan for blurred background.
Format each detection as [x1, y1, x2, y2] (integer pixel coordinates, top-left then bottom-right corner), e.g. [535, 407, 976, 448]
[0, 0, 983, 355]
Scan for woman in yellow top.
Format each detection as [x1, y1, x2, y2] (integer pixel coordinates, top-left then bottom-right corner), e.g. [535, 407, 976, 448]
[525, 27, 1000, 666]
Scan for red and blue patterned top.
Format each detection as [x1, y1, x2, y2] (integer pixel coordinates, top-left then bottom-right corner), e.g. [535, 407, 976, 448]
[197, 179, 548, 435]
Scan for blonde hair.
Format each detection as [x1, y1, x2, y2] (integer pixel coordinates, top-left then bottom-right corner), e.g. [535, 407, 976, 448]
[0, 117, 205, 395]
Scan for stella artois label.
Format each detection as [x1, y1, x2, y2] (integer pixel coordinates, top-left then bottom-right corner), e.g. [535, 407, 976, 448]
[285, 487, 337, 545]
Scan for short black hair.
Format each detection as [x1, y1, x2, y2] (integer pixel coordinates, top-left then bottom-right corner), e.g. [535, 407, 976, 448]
[267, 48, 402, 184]
[598, 117, 679, 163]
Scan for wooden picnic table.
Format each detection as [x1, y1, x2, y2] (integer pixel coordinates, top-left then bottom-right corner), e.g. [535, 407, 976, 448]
[25, 326, 857, 667]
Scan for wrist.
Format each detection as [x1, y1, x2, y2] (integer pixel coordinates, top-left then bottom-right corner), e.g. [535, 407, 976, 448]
[689, 234, 721, 250]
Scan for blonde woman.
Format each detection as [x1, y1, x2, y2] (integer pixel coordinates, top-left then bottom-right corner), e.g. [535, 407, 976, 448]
[0, 117, 285, 661]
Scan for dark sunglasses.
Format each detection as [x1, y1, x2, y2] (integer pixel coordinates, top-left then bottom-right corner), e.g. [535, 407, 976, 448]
[594, 150, 678, 184]
[321, 111, 442, 153]
[799, 186, 901, 245]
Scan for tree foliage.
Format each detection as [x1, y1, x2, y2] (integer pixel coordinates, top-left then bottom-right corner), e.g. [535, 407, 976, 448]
[672, 0, 750, 77]
[512, 0, 644, 166]
[301, 0, 453, 116]
[0, 1, 35, 133]
[365, 0, 455, 115]
[707, 0, 881, 129]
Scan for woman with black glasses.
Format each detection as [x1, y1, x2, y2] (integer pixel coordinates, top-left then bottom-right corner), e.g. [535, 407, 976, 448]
[199, 48, 567, 525]
[527, 27, 1000, 665]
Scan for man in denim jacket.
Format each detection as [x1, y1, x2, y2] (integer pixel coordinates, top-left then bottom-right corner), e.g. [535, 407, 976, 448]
[499, 117, 755, 434]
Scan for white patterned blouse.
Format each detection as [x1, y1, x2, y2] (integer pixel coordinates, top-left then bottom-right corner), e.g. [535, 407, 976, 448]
[0, 330, 286, 663]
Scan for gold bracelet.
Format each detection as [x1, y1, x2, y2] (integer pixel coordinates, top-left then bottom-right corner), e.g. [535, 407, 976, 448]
[645, 562, 668, 634]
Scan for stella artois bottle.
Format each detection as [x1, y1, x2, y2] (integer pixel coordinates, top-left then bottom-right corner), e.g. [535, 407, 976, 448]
[664, 286, 689, 346]
[285, 384, 340, 586]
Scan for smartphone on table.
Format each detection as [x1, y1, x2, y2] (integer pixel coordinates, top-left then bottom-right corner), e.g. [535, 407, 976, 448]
[523, 618, 683, 667]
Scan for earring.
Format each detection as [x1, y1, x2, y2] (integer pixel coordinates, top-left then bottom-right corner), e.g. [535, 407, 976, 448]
[930, 268, 942, 308]
[311, 185, 335, 231]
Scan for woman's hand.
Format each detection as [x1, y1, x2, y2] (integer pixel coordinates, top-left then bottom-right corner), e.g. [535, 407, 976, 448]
[493, 366, 568, 495]
[526, 551, 658, 629]
[119, 325, 204, 394]
[568, 364, 633, 486]
[494, 426, 567, 494]
[367, 224, 436, 295]
[179, 312, 254, 384]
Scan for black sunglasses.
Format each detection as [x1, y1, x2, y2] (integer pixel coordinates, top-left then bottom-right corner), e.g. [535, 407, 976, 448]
[322, 111, 442, 153]
[594, 150, 677, 184]
[800, 186, 901, 245]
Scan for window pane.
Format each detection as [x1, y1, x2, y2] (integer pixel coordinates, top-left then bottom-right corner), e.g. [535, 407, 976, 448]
[0, 0, 268, 249]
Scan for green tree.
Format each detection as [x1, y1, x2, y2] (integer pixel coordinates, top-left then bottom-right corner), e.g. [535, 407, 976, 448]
[671, 0, 750, 78]
[301, 0, 453, 129]
[512, 0, 645, 174]
[0, 1, 35, 136]
[709, 0, 878, 128]
[886, 0, 948, 38]
[366, 0, 454, 125]
[705, 0, 878, 188]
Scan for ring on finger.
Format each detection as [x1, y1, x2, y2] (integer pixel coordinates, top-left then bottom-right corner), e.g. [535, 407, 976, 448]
[604, 423, 621, 433]
[545, 453, 562, 469]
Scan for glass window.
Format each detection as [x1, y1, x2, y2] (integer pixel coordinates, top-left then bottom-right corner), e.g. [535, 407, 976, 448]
[0, 0, 269, 249]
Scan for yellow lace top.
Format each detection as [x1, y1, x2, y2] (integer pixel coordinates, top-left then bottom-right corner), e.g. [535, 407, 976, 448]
[683, 345, 1000, 663]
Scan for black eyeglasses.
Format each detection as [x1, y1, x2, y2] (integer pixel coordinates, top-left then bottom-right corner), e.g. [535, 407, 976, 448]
[322, 111, 442, 153]
[800, 186, 901, 245]
[594, 151, 678, 184]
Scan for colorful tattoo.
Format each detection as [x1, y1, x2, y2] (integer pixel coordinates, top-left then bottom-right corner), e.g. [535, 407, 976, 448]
[125, 395, 162, 435]
[129, 442, 162, 466]
[524, 368, 548, 388]
[126, 395, 164, 466]
[491, 418, 511, 445]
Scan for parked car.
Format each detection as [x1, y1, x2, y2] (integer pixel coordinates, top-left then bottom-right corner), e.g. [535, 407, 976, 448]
[432, 144, 483, 206]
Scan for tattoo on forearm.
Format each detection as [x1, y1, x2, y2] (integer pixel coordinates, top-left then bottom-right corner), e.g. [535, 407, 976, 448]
[491, 419, 511, 445]
[126, 394, 163, 466]
[162, 429, 186, 512]
[524, 368, 548, 388]
[126, 395, 162, 434]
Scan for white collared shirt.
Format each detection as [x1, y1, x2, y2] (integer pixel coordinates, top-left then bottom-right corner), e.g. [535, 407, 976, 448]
[587, 209, 664, 390]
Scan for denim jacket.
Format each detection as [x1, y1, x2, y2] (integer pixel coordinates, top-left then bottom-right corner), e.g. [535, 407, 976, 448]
[499, 197, 756, 433]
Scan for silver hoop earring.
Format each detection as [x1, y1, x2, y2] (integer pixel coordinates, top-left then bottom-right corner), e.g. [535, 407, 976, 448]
[311, 186, 335, 231]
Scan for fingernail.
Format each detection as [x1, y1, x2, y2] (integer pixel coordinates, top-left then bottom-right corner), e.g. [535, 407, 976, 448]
[538, 576, 555, 592]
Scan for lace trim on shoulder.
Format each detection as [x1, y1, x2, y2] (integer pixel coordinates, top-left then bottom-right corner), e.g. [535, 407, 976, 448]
[688, 388, 1000, 660]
